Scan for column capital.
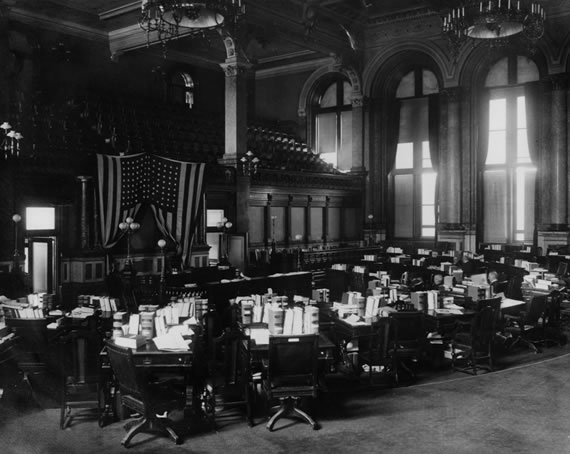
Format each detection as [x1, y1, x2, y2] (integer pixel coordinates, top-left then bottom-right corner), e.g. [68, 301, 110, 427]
[548, 73, 570, 91]
[219, 57, 252, 77]
[441, 86, 463, 101]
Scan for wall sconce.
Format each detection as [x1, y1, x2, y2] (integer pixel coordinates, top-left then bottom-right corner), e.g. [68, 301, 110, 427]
[1, 122, 23, 159]
[240, 150, 260, 177]
[118, 217, 140, 267]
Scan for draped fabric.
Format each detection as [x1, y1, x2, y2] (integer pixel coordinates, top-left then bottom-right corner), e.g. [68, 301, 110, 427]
[476, 90, 491, 171]
[428, 94, 440, 242]
[428, 94, 440, 170]
[385, 98, 401, 174]
[475, 90, 491, 243]
[96, 153, 146, 250]
[96, 154, 206, 268]
[525, 81, 540, 165]
[149, 155, 205, 268]
[525, 81, 540, 246]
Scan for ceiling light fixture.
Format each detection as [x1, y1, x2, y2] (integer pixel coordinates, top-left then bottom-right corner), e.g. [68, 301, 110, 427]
[139, 0, 246, 44]
[442, 1, 545, 55]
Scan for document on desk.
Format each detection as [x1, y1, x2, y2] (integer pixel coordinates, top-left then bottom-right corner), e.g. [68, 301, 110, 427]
[434, 308, 464, 315]
[153, 332, 191, 351]
[501, 298, 525, 309]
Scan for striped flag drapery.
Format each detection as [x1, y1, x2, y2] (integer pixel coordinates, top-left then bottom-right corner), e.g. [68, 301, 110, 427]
[96, 153, 147, 250]
[96, 153, 206, 268]
[149, 155, 205, 267]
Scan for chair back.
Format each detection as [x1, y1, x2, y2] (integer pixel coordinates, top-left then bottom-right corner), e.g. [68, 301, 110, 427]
[470, 305, 496, 351]
[212, 327, 251, 386]
[6, 318, 49, 354]
[389, 312, 425, 350]
[105, 341, 146, 402]
[267, 334, 318, 392]
[58, 327, 102, 383]
[545, 290, 562, 329]
[526, 294, 548, 323]
[369, 318, 393, 364]
[6, 318, 50, 371]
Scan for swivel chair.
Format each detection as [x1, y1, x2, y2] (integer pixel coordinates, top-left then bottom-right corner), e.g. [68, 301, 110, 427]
[263, 334, 320, 431]
[105, 341, 184, 447]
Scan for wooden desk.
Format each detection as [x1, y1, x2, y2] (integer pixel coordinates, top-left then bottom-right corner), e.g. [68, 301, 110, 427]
[100, 339, 199, 424]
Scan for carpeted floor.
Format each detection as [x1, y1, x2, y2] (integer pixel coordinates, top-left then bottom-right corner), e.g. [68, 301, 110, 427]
[2, 342, 570, 454]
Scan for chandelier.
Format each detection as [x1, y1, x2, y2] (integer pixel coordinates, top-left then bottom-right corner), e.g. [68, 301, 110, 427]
[139, 0, 246, 44]
[442, 1, 545, 53]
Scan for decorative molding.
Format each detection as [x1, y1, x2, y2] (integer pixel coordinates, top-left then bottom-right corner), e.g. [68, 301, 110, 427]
[252, 169, 364, 192]
[367, 8, 436, 26]
[9, 7, 108, 43]
[255, 55, 334, 80]
[99, 1, 140, 20]
[220, 57, 252, 77]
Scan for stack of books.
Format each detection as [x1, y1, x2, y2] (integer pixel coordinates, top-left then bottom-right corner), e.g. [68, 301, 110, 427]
[139, 311, 155, 340]
[114, 334, 146, 349]
[112, 311, 128, 339]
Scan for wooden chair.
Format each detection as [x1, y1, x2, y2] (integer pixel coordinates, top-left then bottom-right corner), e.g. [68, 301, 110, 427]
[203, 327, 254, 429]
[263, 334, 320, 431]
[105, 341, 184, 447]
[358, 318, 394, 385]
[504, 294, 548, 353]
[5, 318, 51, 406]
[451, 305, 496, 375]
[58, 327, 103, 429]
[388, 311, 426, 385]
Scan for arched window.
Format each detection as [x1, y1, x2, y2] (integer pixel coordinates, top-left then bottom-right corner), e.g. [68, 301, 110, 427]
[482, 55, 538, 243]
[313, 77, 352, 170]
[168, 71, 194, 108]
[392, 68, 439, 239]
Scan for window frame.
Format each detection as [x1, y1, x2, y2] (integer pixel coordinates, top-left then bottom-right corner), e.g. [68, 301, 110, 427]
[483, 85, 536, 244]
[313, 77, 352, 170]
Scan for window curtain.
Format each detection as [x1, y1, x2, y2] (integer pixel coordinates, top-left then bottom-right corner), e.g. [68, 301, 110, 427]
[428, 94, 440, 242]
[525, 81, 540, 165]
[385, 97, 400, 239]
[476, 90, 491, 171]
[525, 81, 540, 246]
[385, 98, 401, 173]
[476, 90, 490, 243]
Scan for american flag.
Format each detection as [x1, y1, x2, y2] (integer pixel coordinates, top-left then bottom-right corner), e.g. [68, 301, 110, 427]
[149, 155, 205, 267]
[96, 153, 146, 249]
[96, 153, 205, 267]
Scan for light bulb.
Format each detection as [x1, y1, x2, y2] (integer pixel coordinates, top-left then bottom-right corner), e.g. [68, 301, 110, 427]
[157, 239, 166, 248]
[12, 214, 21, 223]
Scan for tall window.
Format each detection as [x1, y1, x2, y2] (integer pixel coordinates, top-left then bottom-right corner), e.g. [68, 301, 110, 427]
[483, 56, 538, 243]
[314, 78, 352, 170]
[392, 69, 439, 239]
